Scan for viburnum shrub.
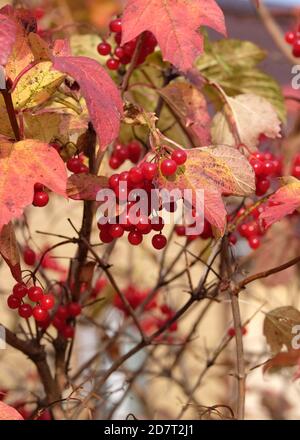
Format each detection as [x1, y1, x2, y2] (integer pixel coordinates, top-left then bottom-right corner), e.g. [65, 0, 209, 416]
[0, 0, 299, 422]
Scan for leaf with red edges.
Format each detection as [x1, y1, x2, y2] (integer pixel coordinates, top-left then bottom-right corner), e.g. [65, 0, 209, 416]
[121, 0, 226, 71]
[53, 56, 123, 150]
[157, 146, 255, 235]
[0, 138, 67, 231]
[260, 177, 300, 228]
[0, 222, 21, 282]
[0, 14, 17, 66]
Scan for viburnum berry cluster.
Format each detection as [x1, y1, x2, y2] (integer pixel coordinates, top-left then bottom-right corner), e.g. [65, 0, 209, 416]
[32, 183, 49, 208]
[109, 140, 142, 169]
[285, 24, 300, 57]
[249, 150, 283, 196]
[291, 152, 300, 179]
[66, 154, 89, 175]
[97, 17, 157, 70]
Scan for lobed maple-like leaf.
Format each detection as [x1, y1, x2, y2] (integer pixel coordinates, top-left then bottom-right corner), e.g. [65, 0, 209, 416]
[121, 0, 226, 71]
[0, 138, 67, 232]
[0, 402, 23, 420]
[260, 177, 300, 228]
[0, 14, 17, 67]
[53, 56, 123, 150]
[159, 82, 211, 147]
[0, 222, 21, 282]
[157, 146, 255, 234]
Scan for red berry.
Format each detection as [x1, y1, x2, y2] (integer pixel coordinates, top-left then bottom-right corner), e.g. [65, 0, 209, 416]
[171, 149, 187, 166]
[251, 160, 264, 176]
[109, 18, 122, 33]
[23, 247, 36, 265]
[28, 286, 44, 302]
[152, 234, 167, 250]
[34, 183, 44, 192]
[53, 316, 65, 331]
[106, 58, 120, 70]
[160, 159, 177, 177]
[151, 216, 164, 231]
[285, 31, 295, 45]
[40, 294, 55, 311]
[108, 174, 120, 189]
[115, 46, 125, 59]
[33, 306, 49, 322]
[62, 325, 75, 339]
[7, 295, 21, 309]
[109, 224, 124, 238]
[256, 178, 270, 196]
[99, 228, 114, 244]
[129, 166, 143, 184]
[128, 141, 142, 163]
[19, 304, 33, 319]
[97, 42, 111, 56]
[115, 32, 122, 45]
[293, 39, 300, 57]
[68, 302, 82, 317]
[128, 231, 143, 246]
[109, 155, 122, 169]
[78, 164, 89, 174]
[67, 157, 82, 174]
[33, 191, 49, 207]
[56, 305, 68, 320]
[13, 283, 28, 299]
[292, 165, 300, 179]
[248, 236, 260, 250]
[262, 160, 276, 176]
[175, 225, 186, 236]
[142, 162, 158, 180]
[229, 234, 237, 245]
[123, 41, 136, 56]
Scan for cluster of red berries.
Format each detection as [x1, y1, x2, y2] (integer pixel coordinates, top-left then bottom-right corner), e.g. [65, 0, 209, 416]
[160, 149, 187, 177]
[32, 183, 49, 208]
[285, 25, 300, 57]
[7, 283, 55, 322]
[175, 218, 213, 241]
[99, 160, 169, 249]
[249, 151, 282, 196]
[48, 302, 81, 339]
[109, 140, 142, 169]
[227, 326, 247, 338]
[232, 204, 268, 250]
[113, 285, 178, 334]
[97, 18, 157, 70]
[291, 153, 300, 179]
[67, 154, 89, 175]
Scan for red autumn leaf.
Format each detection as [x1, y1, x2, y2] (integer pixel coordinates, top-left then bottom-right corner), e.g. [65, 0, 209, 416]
[53, 55, 123, 150]
[0, 401, 23, 420]
[67, 173, 108, 201]
[0, 222, 21, 282]
[263, 349, 300, 375]
[0, 138, 67, 232]
[121, 0, 226, 71]
[260, 177, 300, 228]
[0, 14, 17, 66]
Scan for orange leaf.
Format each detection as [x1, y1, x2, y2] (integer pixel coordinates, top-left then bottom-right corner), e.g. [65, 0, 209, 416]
[0, 138, 67, 231]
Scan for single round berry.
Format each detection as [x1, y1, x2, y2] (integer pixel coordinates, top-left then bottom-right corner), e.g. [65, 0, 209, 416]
[114, 143, 129, 161]
[151, 216, 164, 231]
[109, 18, 122, 33]
[109, 155, 122, 170]
[115, 46, 125, 59]
[34, 183, 44, 192]
[67, 157, 82, 174]
[68, 302, 82, 317]
[40, 294, 55, 311]
[171, 149, 187, 166]
[129, 166, 143, 184]
[108, 174, 120, 190]
[52, 316, 66, 331]
[229, 234, 237, 245]
[293, 39, 300, 57]
[109, 224, 124, 238]
[175, 225, 186, 236]
[262, 160, 276, 176]
[160, 159, 177, 177]
[19, 304, 33, 319]
[13, 283, 28, 299]
[152, 234, 167, 250]
[251, 160, 264, 176]
[256, 178, 270, 196]
[100, 228, 114, 244]
[33, 306, 49, 322]
[128, 141, 142, 163]
[248, 236, 260, 250]
[62, 325, 75, 339]
[78, 164, 89, 174]
[128, 231, 143, 246]
[28, 286, 43, 302]
[106, 58, 120, 70]
[97, 42, 111, 56]
[56, 305, 68, 320]
[7, 295, 21, 309]
[142, 162, 158, 180]
[33, 191, 49, 207]
[23, 247, 36, 266]
[285, 31, 296, 45]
